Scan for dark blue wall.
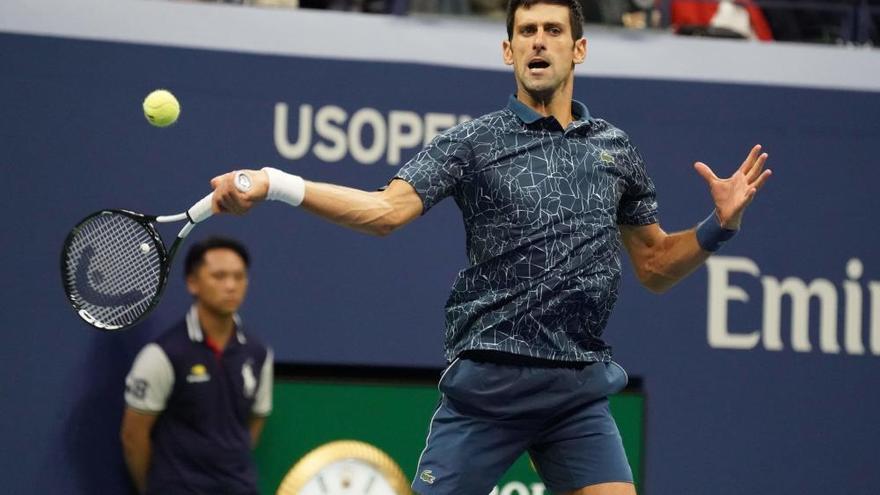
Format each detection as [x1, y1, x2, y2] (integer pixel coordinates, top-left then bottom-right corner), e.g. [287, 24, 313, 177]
[2, 32, 878, 494]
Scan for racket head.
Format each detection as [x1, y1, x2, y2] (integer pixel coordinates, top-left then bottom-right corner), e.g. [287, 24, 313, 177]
[60, 209, 170, 331]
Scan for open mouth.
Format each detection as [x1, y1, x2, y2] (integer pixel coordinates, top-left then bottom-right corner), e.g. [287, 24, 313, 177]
[528, 60, 550, 70]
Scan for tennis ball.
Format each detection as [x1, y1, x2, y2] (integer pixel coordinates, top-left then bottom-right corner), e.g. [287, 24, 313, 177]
[142, 89, 180, 127]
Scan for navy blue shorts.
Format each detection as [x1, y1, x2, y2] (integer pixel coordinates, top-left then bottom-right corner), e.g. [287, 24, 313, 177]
[412, 355, 632, 495]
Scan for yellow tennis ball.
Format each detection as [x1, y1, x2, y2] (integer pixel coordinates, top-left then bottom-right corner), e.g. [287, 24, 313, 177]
[142, 89, 180, 127]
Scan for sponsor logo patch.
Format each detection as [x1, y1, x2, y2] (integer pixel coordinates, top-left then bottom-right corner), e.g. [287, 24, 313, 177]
[187, 363, 211, 383]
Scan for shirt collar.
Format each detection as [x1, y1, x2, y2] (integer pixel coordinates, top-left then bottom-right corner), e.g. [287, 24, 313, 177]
[507, 94, 592, 125]
[186, 304, 246, 345]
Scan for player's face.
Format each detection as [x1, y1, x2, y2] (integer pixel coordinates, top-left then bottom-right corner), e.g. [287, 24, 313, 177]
[503, 3, 586, 101]
[187, 248, 249, 317]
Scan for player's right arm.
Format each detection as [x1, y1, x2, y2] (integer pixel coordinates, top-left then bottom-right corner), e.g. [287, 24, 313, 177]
[211, 171, 423, 237]
[121, 408, 158, 494]
[121, 343, 174, 493]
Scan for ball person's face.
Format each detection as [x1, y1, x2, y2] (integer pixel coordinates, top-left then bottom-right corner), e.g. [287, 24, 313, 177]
[503, 3, 586, 101]
[187, 248, 249, 317]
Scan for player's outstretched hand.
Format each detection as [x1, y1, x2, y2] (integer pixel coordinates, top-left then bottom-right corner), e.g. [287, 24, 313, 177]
[211, 169, 269, 215]
[694, 144, 773, 230]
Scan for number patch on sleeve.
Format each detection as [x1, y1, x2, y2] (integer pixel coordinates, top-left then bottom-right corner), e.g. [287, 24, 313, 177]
[126, 378, 150, 400]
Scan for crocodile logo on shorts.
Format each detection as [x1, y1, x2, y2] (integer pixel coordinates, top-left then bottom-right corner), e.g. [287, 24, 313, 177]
[420, 469, 436, 484]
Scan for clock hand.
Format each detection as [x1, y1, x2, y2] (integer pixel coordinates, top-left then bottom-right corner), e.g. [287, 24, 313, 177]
[363, 473, 376, 493]
[317, 474, 329, 494]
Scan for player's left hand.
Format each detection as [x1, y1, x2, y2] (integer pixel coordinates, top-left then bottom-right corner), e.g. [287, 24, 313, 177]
[210, 169, 269, 215]
[694, 144, 773, 230]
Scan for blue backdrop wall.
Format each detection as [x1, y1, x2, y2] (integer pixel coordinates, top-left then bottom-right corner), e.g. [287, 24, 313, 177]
[1, 9, 879, 495]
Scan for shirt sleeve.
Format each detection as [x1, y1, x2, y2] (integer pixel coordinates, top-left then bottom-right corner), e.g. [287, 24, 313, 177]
[393, 131, 472, 214]
[617, 142, 659, 226]
[124, 343, 174, 413]
[252, 348, 273, 417]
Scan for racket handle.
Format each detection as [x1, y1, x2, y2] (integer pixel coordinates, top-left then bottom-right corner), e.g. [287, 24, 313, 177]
[187, 192, 215, 224]
[186, 172, 250, 225]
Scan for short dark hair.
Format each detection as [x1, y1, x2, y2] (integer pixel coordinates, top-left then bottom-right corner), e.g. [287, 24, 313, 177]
[506, 0, 585, 41]
[184, 236, 250, 277]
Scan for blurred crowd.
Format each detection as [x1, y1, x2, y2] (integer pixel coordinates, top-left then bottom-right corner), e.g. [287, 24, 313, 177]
[184, 0, 880, 45]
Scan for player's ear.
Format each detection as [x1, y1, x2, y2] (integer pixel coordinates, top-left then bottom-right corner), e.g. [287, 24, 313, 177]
[502, 39, 514, 66]
[573, 37, 587, 65]
[186, 274, 199, 297]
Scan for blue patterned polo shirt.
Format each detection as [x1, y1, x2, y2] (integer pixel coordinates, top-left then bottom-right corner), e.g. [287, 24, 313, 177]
[394, 95, 659, 363]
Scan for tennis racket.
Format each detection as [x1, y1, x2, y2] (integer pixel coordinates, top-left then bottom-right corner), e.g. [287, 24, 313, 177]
[60, 171, 253, 331]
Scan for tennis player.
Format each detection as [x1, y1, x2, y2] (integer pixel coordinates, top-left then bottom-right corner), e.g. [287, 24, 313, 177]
[211, 0, 771, 493]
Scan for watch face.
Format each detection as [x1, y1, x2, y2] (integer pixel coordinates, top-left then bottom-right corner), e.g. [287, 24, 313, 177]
[299, 459, 398, 495]
[277, 440, 411, 495]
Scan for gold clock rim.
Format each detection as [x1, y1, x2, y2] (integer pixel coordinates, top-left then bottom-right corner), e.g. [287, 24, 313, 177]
[276, 439, 412, 495]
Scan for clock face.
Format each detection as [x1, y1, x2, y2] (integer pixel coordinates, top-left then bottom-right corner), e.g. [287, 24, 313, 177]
[277, 440, 411, 495]
[298, 458, 400, 495]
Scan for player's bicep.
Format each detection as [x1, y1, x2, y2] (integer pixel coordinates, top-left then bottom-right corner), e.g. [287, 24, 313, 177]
[124, 344, 174, 413]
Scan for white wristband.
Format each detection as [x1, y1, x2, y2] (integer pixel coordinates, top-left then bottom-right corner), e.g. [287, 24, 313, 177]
[262, 167, 305, 207]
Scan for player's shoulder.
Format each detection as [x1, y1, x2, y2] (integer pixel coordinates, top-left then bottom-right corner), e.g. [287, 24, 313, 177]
[150, 319, 192, 358]
[469, 108, 517, 134]
[239, 329, 269, 355]
[436, 108, 511, 142]
[473, 107, 514, 126]
[589, 117, 632, 141]
[153, 319, 188, 343]
[587, 118, 643, 159]
[130, 341, 174, 374]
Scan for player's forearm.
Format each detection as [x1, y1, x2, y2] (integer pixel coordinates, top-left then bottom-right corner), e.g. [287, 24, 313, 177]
[121, 435, 151, 493]
[213, 169, 420, 234]
[300, 181, 405, 236]
[249, 416, 267, 448]
[639, 229, 710, 293]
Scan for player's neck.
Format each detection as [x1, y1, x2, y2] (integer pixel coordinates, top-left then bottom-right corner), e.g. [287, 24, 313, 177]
[517, 83, 574, 128]
[196, 304, 236, 349]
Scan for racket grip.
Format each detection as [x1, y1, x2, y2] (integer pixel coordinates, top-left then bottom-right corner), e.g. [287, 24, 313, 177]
[187, 192, 215, 224]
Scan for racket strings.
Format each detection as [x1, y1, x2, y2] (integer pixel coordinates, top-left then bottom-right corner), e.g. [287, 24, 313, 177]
[63, 213, 163, 327]
[85, 218, 157, 315]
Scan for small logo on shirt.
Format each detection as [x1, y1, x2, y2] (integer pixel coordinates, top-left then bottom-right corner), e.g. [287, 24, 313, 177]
[599, 151, 615, 165]
[419, 470, 436, 484]
[186, 364, 211, 383]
